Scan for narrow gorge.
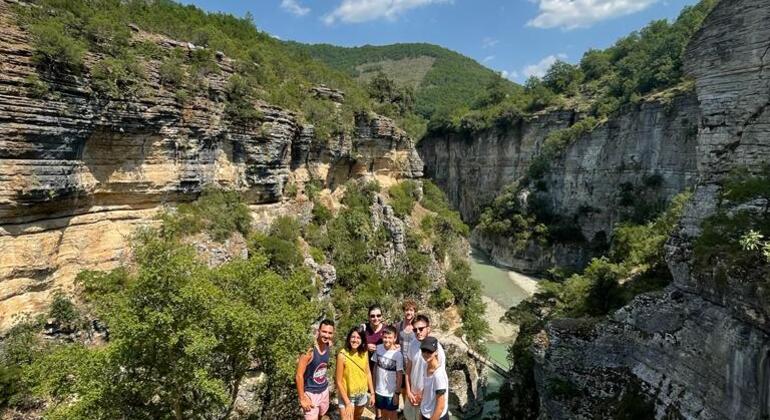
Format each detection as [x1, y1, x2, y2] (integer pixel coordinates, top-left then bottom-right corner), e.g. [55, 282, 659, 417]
[419, 0, 770, 418]
[1, 0, 769, 418]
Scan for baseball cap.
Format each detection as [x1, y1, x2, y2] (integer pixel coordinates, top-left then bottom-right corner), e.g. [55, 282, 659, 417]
[420, 336, 439, 353]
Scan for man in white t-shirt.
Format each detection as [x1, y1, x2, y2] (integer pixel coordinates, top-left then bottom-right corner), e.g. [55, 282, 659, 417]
[404, 314, 445, 420]
[419, 336, 449, 420]
[371, 326, 403, 420]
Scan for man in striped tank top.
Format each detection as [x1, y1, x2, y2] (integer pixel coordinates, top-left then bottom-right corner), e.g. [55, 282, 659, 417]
[296, 319, 335, 420]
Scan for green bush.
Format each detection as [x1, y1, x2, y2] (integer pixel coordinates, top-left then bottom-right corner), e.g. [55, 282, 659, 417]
[29, 19, 86, 73]
[0, 320, 44, 408]
[225, 74, 261, 122]
[91, 54, 145, 97]
[38, 231, 318, 419]
[309, 246, 326, 264]
[25, 74, 49, 98]
[388, 180, 419, 218]
[250, 233, 304, 275]
[312, 201, 333, 225]
[429, 287, 455, 309]
[158, 56, 186, 88]
[269, 216, 301, 242]
[160, 188, 252, 241]
[48, 292, 81, 328]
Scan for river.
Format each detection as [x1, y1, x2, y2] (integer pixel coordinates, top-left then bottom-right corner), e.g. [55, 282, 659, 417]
[463, 247, 539, 420]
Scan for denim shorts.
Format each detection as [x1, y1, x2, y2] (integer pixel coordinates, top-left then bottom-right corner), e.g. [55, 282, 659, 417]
[375, 393, 399, 411]
[338, 393, 368, 408]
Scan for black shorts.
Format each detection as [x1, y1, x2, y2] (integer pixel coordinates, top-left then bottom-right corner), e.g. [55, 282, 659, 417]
[375, 393, 399, 411]
[421, 415, 449, 420]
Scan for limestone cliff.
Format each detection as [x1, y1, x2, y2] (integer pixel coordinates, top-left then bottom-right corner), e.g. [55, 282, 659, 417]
[524, 0, 770, 418]
[0, 0, 422, 331]
[419, 90, 699, 274]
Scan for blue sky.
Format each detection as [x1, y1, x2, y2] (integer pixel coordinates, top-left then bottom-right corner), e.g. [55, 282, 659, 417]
[182, 0, 701, 83]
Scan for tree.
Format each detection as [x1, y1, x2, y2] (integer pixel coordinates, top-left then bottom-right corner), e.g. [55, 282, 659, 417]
[542, 60, 583, 96]
[26, 229, 316, 419]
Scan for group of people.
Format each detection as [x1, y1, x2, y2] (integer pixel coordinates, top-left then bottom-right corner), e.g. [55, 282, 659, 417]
[295, 300, 450, 420]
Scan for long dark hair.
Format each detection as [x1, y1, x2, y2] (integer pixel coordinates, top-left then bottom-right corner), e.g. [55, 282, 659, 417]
[345, 326, 367, 355]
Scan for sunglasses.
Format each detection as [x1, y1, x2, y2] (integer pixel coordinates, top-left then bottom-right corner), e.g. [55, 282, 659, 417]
[415, 326, 427, 333]
[369, 314, 382, 318]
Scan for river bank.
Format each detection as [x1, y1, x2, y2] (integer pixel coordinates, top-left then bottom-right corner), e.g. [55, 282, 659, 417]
[465, 247, 539, 419]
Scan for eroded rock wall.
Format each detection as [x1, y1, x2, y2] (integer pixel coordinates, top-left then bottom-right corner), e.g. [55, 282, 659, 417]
[0, 1, 422, 330]
[419, 92, 699, 273]
[532, 0, 770, 418]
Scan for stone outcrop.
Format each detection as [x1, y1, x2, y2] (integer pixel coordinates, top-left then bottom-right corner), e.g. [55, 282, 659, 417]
[0, 0, 422, 331]
[525, 0, 770, 418]
[419, 92, 699, 273]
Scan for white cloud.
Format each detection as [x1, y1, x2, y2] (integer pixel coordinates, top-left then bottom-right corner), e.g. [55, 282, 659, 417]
[281, 0, 310, 16]
[483, 55, 496, 63]
[527, 0, 659, 30]
[522, 53, 567, 79]
[501, 70, 519, 80]
[323, 0, 451, 25]
[482, 37, 499, 49]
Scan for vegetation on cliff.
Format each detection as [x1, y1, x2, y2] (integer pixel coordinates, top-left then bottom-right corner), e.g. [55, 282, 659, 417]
[501, 192, 691, 417]
[428, 0, 718, 136]
[694, 166, 770, 291]
[1, 191, 318, 418]
[305, 179, 488, 346]
[0, 178, 489, 416]
[14, 0, 378, 139]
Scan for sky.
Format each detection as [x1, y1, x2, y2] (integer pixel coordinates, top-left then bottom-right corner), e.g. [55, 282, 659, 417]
[182, 0, 702, 83]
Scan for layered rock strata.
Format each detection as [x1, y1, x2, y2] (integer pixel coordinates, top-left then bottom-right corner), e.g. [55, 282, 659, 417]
[0, 1, 422, 330]
[530, 0, 770, 418]
[419, 91, 699, 273]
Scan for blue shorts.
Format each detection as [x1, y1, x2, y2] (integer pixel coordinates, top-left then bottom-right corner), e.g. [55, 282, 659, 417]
[338, 393, 368, 408]
[375, 393, 399, 411]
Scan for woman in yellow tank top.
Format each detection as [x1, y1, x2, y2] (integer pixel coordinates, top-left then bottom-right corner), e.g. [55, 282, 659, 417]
[336, 326, 375, 420]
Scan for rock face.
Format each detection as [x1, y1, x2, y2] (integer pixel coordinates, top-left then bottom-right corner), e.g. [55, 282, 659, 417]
[0, 1, 422, 331]
[418, 110, 573, 224]
[528, 0, 770, 418]
[419, 94, 699, 272]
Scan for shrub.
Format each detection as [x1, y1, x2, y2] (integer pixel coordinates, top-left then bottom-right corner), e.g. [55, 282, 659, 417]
[48, 292, 81, 328]
[0, 320, 44, 408]
[225, 74, 261, 122]
[35, 232, 317, 419]
[29, 19, 86, 73]
[388, 180, 419, 218]
[309, 247, 326, 264]
[158, 56, 186, 88]
[91, 55, 145, 97]
[251, 233, 304, 275]
[429, 287, 455, 309]
[84, 13, 131, 55]
[312, 201, 333, 225]
[269, 216, 301, 242]
[161, 188, 252, 241]
[25, 74, 49, 98]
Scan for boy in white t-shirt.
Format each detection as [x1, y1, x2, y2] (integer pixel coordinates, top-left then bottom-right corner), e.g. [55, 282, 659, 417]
[371, 326, 403, 420]
[404, 314, 445, 420]
[419, 336, 449, 420]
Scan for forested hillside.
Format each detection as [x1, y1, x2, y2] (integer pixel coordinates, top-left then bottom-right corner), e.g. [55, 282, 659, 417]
[288, 42, 519, 120]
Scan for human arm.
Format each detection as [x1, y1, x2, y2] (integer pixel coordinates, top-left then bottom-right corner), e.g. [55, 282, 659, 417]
[295, 350, 313, 411]
[335, 353, 351, 407]
[430, 392, 446, 420]
[404, 357, 416, 405]
[366, 354, 375, 407]
[393, 370, 403, 405]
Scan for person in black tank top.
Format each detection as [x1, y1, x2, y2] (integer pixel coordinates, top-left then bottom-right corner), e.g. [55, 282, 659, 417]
[296, 319, 335, 420]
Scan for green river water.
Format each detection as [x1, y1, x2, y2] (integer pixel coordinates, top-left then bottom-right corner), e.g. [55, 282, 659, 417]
[460, 248, 536, 420]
